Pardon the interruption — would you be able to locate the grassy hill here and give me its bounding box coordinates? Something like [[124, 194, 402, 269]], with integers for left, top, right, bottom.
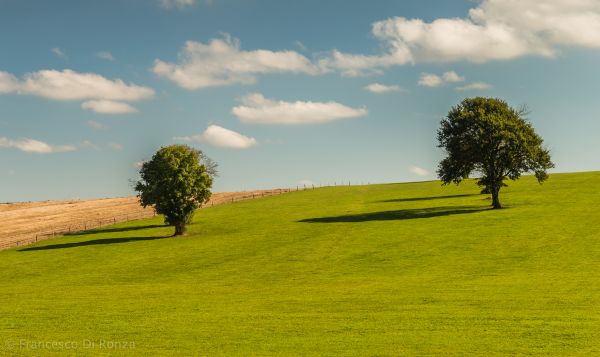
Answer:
[[1, 172, 599, 355]]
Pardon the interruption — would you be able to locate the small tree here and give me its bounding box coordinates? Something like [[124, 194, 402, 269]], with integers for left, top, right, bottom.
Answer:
[[135, 145, 215, 235], [437, 97, 554, 209]]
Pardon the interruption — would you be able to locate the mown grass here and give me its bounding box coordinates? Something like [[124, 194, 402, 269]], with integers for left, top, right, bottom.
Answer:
[[0, 172, 599, 355]]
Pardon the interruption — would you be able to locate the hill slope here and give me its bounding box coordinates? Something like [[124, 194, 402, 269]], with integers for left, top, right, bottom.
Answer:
[[1, 172, 599, 355]]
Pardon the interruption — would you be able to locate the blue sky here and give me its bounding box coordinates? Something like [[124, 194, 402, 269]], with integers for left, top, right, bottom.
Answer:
[[1, 0, 600, 201]]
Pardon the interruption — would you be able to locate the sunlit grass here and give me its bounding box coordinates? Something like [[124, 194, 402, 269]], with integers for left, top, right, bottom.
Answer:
[[0, 172, 599, 355]]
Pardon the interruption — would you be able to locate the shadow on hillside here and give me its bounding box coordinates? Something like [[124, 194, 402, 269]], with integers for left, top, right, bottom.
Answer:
[[67, 224, 167, 236], [377, 194, 479, 203], [299, 205, 487, 223], [19, 235, 171, 252]]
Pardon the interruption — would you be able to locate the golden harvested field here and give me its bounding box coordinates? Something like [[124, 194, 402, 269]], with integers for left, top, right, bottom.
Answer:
[[0, 188, 292, 250]]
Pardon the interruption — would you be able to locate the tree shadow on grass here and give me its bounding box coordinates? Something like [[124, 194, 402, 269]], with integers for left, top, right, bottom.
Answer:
[[299, 205, 488, 223], [19, 235, 172, 252], [377, 194, 480, 203], [67, 224, 167, 236]]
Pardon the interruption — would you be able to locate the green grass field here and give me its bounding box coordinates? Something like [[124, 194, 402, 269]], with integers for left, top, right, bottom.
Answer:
[[1, 172, 599, 355]]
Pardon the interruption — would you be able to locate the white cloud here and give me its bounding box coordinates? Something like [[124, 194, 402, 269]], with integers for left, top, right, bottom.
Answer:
[[364, 83, 402, 93], [96, 51, 115, 61], [409, 166, 429, 176], [320, 0, 600, 74], [0, 137, 76, 154], [232, 93, 367, 125], [418, 73, 444, 87], [87, 120, 107, 130], [0, 72, 18, 93], [152, 34, 320, 89], [318, 51, 403, 77], [175, 124, 257, 149], [418, 71, 465, 87], [52, 47, 67, 59], [81, 100, 138, 114], [442, 71, 464, 82], [133, 161, 145, 169], [0, 69, 154, 101], [456, 81, 492, 91], [160, 0, 195, 9]]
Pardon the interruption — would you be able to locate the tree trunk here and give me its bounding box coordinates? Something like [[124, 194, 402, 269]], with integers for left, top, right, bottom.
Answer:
[[174, 222, 186, 236], [491, 187, 502, 209]]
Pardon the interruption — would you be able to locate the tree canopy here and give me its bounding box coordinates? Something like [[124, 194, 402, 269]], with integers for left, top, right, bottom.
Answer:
[[437, 97, 554, 209], [135, 145, 215, 235]]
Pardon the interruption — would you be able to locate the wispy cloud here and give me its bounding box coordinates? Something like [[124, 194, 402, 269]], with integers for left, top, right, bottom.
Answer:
[[51, 47, 67, 59], [175, 124, 257, 149], [456, 81, 492, 91], [87, 120, 107, 130], [409, 166, 429, 176], [108, 142, 124, 150], [96, 51, 115, 61], [364, 83, 402, 93], [0, 137, 77, 154], [159, 0, 195, 9], [81, 100, 138, 114], [232, 93, 367, 125]]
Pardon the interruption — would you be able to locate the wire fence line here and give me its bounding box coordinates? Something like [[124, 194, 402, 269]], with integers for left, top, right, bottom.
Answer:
[[0, 209, 156, 251], [0, 184, 341, 251]]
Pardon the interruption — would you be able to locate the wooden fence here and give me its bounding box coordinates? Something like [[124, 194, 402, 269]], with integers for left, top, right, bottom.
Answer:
[[0, 185, 330, 251]]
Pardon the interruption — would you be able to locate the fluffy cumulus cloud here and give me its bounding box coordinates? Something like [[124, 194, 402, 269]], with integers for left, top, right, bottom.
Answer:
[[232, 93, 367, 125], [364, 83, 402, 93], [409, 166, 429, 176], [0, 137, 76, 154], [152, 35, 320, 89], [0, 71, 18, 93], [456, 81, 492, 91], [418, 73, 444, 88], [0, 69, 153, 114], [418, 71, 464, 87], [81, 100, 138, 114], [175, 124, 257, 149], [321, 0, 600, 74], [0, 69, 154, 101]]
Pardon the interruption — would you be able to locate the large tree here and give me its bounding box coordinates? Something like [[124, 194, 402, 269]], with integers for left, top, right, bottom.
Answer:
[[135, 145, 215, 236], [437, 97, 554, 209]]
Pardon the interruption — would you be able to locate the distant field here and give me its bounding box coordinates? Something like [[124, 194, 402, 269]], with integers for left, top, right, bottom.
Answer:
[[0, 172, 599, 355], [0, 189, 292, 250]]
